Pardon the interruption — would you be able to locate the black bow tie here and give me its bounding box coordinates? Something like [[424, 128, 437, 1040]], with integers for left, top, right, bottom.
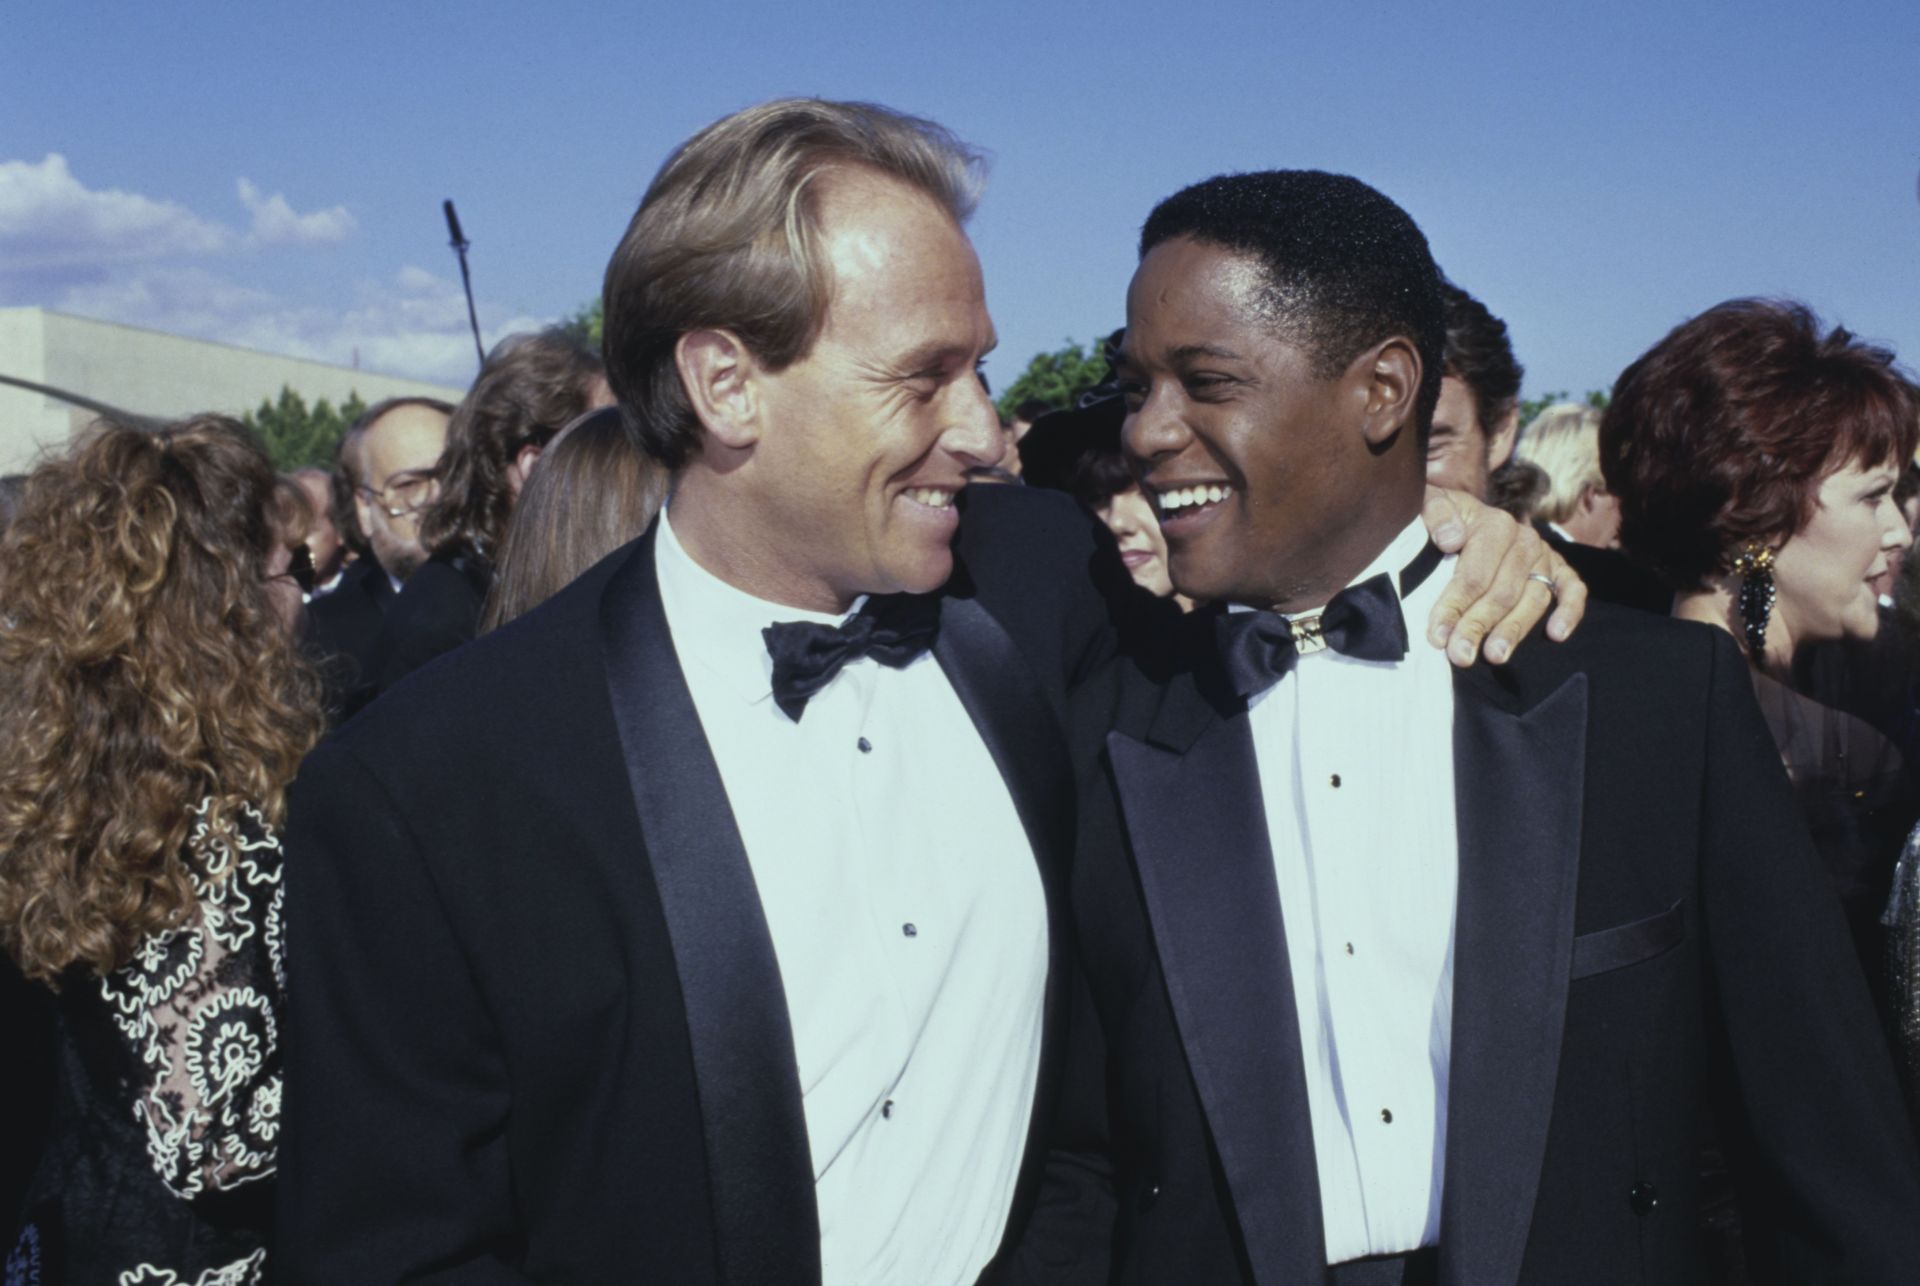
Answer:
[[763, 593, 940, 722], [1215, 543, 1443, 701]]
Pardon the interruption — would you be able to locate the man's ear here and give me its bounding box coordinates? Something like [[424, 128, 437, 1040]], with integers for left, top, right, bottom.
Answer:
[[1358, 337, 1421, 448], [1485, 404, 1522, 470], [675, 329, 760, 452], [507, 442, 543, 498]]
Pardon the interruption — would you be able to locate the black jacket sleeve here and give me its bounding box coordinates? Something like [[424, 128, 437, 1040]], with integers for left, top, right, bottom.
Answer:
[[277, 741, 534, 1283]]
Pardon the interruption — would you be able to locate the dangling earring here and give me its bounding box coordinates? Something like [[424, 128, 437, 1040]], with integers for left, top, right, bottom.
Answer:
[[1730, 542, 1776, 659]]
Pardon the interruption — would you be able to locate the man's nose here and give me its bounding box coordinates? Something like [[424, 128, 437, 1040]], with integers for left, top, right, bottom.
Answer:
[[1123, 386, 1186, 466], [946, 375, 1005, 467]]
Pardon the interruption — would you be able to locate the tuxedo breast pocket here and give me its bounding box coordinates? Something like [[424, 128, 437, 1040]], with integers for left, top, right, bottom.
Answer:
[[1570, 898, 1687, 981]]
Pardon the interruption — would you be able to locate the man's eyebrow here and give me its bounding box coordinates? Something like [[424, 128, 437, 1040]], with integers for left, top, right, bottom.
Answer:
[[892, 340, 991, 374], [1169, 342, 1246, 364]]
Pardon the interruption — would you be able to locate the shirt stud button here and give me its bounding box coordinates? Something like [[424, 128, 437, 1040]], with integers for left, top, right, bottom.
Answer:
[[1330, 773, 1342, 788], [902, 923, 917, 938], [1380, 1108, 1393, 1124], [1344, 942, 1354, 955], [857, 736, 873, 753], [882, 1099, 894, 1119]]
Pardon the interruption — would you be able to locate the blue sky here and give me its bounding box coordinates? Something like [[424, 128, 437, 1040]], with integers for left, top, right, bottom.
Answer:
[[4, 0, 1917, 402]]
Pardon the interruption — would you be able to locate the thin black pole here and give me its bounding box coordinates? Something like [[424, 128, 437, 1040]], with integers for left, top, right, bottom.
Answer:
[[443, 199, 485, 368]]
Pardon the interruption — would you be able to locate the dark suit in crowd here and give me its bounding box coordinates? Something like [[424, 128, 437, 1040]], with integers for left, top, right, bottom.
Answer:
[[303, 556, 395, 710], [1029, 602, 1920, 1285], [359, 547, 492, 700], [278, 485, 1123, 1282]]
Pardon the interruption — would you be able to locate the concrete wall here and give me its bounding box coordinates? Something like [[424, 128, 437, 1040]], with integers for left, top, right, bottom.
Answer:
[[0, 308, 467, 474]]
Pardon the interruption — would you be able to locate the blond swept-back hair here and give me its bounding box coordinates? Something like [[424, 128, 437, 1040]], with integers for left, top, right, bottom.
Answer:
[[1517, 402, 1606, 526], [0, 416, 324, 984], [602, 98, 986, 470]]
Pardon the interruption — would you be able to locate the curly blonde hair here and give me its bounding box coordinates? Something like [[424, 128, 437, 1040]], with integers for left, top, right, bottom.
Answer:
[[0, 416, 324, 984]]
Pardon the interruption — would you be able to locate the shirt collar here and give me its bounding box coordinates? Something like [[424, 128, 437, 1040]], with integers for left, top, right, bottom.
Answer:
[[1304, 517, 1433, 616], [1227, 517, 1438, 620], [656, 502, 863, 707]]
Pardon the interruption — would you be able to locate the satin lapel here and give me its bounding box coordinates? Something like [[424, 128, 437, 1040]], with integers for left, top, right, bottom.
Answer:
[[1109, 674, 1326, 1286], [600, 528, 820, 1286], [1438, 668, 1588, 1286], [932, 591, 1074, 1246]]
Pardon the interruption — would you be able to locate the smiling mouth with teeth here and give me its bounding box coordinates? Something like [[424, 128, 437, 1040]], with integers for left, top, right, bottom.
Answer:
[[1154, 484, 1233, 516], [903, 486, 957, 509]]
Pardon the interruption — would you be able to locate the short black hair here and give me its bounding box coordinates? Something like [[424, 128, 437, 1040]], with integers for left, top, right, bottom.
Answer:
[[1139, 170, 1446, 434], [1013, 397, 1058, 423], [1440, 280, 1524, 439]]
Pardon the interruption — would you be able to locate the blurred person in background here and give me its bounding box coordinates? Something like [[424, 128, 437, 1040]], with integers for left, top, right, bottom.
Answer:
[[340, 396, 452, 588], [362, 329, 609, 696], [306, 397, 451, 710], [289, 465, 345, 592], [1522, 401, 1670, 612], [1604, 299, 1920, 1278], [1427, 280, 1524, 503], [0, 416, 323, 1284], [1020, 392, 1193, 611], [478, 406, 666, 632], [1604, 298, 1919, 1011], [267, 473, 320, 633], [1520, 402, 1617, 547]]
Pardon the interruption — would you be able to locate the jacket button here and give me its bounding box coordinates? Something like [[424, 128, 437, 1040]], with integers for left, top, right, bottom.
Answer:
[[1139, 1181, 1161, 1211], [1629, 1181, 1659, 1215]]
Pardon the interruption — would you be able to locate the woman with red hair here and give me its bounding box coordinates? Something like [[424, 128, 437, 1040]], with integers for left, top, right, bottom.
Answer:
[[1602, 297, 1920, 1089]]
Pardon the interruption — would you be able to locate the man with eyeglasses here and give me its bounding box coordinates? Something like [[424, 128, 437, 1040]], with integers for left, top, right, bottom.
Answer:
[[307, 396, 451, 707]]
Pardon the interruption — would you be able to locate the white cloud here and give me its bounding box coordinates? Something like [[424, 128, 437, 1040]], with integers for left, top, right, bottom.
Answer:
[[0, 157, 538, 386], [51, 263, 548, 387], [57, 265, 278, 336], [0, 154, 231, 270], [236, 177, 355, 247]]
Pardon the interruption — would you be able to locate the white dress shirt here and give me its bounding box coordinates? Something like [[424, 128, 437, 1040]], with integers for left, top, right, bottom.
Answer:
[[654, 508, 1048, 1286], [1243, 518, 1460, 1264]]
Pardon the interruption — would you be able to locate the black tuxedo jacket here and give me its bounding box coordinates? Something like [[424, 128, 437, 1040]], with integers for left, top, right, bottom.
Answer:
[[278, 485, 1125, 1283], [1025, 603, 1920, 1286]]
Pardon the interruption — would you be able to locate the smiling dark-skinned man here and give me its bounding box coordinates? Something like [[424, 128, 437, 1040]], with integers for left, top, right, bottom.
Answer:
[[1022, 171, 1920, 1286], [279, 106, 1577, 1284]]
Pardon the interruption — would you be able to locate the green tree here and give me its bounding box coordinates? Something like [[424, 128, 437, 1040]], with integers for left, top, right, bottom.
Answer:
[[242, 386, 368, 471], [994, 338, 1112, 420], [560, 297, 604, 348]]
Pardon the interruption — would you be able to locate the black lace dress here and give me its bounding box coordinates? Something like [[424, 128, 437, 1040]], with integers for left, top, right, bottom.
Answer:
[[5, 801, 286, 1286]]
